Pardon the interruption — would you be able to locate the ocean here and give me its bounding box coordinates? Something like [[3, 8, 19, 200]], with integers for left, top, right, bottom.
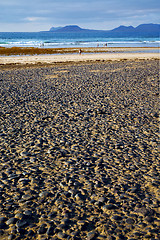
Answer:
[[0, 31, 159, 48]]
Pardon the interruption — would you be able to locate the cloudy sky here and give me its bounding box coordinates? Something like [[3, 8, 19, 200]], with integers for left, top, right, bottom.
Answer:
[[0, 0, 159, 32]]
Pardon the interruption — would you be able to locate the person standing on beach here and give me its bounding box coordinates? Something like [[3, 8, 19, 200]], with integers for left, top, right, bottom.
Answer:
[[79, 49, 82, 55], [40, 42, 44, 47]]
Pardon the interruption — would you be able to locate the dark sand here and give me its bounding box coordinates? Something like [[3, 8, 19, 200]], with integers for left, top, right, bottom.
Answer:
[[0, 59, 159, 240]]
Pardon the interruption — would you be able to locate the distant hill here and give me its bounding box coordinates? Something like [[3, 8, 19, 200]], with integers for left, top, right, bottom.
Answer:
[[49, 25, 87, 32], [56, 25, 84, 32], [49, 26, 62, 31], [111, 25, 135, 32], [111, 24, 160, 33], [49, 23, 160, 36], [134, 24, 160, 33]]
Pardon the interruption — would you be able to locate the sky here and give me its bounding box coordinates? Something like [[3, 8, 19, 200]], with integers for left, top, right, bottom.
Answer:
[[0, 0, 159, 32]]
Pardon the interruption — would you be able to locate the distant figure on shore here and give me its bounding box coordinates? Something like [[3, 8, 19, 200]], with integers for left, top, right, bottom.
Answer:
[[97, 44, 99, 47], [40, 42, 44, 47], [79, 49, 82, 55]]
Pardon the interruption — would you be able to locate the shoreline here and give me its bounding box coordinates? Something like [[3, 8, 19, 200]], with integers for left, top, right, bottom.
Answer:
[[0, 47, 159, 66], [0, 46, 159, 55]]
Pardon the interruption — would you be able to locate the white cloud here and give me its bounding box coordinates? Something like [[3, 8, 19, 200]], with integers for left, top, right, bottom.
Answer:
[[24, 17, 40, 22], [24, 17, 45, 22]]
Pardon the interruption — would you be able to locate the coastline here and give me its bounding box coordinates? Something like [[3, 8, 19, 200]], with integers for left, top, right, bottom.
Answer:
[[0, 47, 159, 65]]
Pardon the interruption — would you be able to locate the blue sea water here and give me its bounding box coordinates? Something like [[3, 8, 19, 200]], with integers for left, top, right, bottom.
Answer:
[[0, 31, 159, 48]]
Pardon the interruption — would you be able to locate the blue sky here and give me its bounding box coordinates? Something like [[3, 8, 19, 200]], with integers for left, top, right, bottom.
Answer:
[[0, 0, 159, 32]]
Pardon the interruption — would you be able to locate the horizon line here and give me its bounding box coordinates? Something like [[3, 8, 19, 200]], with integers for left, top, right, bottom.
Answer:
[[0, 22, 159, 33]]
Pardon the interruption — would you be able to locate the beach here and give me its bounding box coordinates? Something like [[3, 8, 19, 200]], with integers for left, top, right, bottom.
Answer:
[[0, 50, 159, 240], [0, 47, 159, 65]]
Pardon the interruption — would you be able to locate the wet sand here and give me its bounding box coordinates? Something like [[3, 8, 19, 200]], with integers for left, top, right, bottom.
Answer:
[[0, 58, 159, 240], [0, 47, 159, 65], [0, 46, 159, 56]]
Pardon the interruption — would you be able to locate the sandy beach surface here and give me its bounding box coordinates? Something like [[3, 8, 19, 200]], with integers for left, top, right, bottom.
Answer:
[[0, 55, 159, 240], [0, 47, 159, 65]]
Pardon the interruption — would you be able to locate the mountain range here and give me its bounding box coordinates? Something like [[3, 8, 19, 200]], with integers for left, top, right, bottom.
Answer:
[[49, 24, 160, 37]]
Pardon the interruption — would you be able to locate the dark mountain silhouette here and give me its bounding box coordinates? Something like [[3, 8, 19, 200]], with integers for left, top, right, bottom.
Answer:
[[134, 24, 160, 33], [55, 25, 84, 32], [49, 23, 160, 36], [111, 25, 135, 32], [110, 24, 160, 33], [49, 26, 62, 31], [49, 25, 85, 32]]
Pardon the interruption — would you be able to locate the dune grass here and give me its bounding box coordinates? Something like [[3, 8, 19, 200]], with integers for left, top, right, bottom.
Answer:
[[0, 47, 81, 56], [0, 46, 112, 56]]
